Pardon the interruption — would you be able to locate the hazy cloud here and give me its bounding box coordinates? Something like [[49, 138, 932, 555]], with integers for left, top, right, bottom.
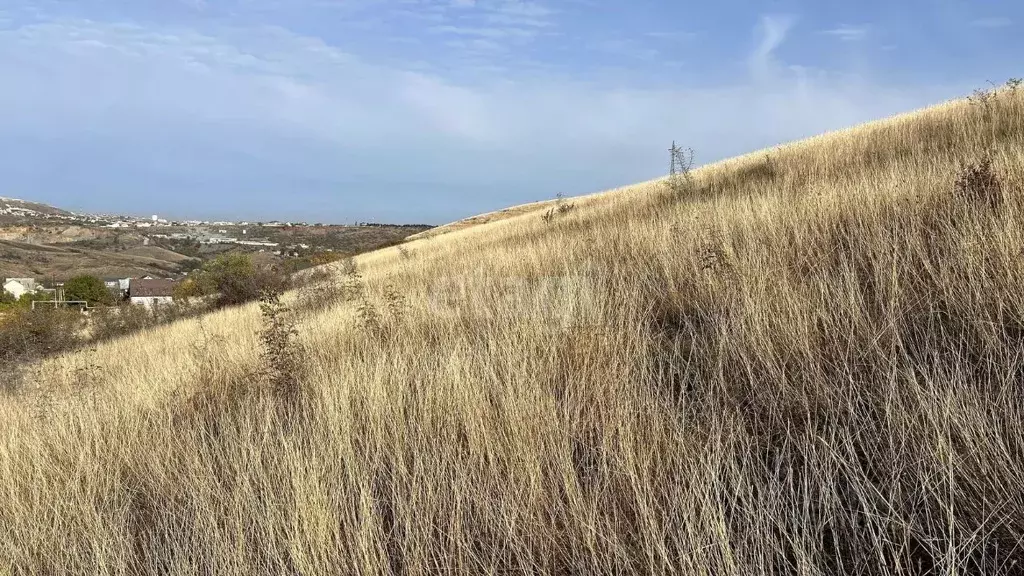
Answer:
[[970, 16, 1012, 28], [0, 6, 979, 222], [747, 14, 798, 84], [820, 25, 869, 41]]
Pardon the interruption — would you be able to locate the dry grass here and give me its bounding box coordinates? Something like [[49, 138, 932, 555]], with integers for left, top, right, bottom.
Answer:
[[402, 186, 622, 242], [403, 199, 561, 241], [3, 87, 1024, 575]]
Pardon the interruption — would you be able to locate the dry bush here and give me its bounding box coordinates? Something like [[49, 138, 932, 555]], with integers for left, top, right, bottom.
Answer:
[[293, 258, 359, 315], [541, 191, 576, 223], [89, 300, 205, 343], [257, 290, 302, 412], [0, 307, 84, 392], [953, 154, 1003, 209], [2, 88, 1024, 575]]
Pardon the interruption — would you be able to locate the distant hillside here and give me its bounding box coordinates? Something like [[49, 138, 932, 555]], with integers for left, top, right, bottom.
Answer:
[[0, 197, 76, 218], [404, 199, 563, 241], [0, 238, 188, 280], [0, 197, 432, 280], [404, 184, 655, 242]]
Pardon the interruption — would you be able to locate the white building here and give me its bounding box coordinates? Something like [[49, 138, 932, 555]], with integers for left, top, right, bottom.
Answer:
[[103, 278, 132, 299], [3, 278, 37, 300], [128, 279, 177, 308]]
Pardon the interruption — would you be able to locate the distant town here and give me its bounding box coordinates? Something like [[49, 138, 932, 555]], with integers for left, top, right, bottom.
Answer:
[[1, 200, 406, 255]]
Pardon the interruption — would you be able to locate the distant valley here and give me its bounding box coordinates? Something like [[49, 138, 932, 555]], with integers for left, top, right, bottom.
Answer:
[[0, 197, 431, 280]]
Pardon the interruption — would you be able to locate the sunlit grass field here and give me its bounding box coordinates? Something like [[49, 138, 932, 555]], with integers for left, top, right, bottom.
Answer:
[[3, 87, 1024, 575]]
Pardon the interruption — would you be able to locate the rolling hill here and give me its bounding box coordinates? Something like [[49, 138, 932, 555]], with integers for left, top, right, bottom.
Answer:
[[0, 196, 77, 218], [0, 201, 198, 279], [0, 198, 431, 280], [4, 87, 1024, 574], [0, 238, 191, 280]]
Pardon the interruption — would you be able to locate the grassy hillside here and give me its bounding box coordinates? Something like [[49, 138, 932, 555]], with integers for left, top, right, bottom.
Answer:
[[0, 238, 189, 279], [3, 87, 1024, 575], [0, 196, 76, 218], [0, 221, 432, 280]]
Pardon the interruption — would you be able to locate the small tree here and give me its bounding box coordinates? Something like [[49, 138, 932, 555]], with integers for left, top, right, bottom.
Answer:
[[186, 253, 291, 308], [0, 290, 18, 312], [63, 275, 114, 306], [179, 258, 203, 274], [173, 277, 203, 301], [16, 292, 53, 309]]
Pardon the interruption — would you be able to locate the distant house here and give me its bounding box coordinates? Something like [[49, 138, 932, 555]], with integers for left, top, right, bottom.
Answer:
[[2, 278, 37, 299], [129, 279, 177, 308], [103, 277, 131, 300]]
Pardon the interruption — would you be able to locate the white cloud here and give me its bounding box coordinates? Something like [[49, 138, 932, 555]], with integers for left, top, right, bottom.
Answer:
[[483, 0, 553, 27], [417, 0, 556, 64], [970, 16, 1011, 28], [644, 31, 699, 41], [749, 14, 795, 79], [0, 12, 975, 222], [430, 24, 536, 40], [593, 38, 659, 61], [178, 0, 209, 11], [820, 25, 868, 41]]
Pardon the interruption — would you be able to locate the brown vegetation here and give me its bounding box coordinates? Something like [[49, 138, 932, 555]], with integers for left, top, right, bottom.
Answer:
[[2, 87, 1024, 574], [0, 237, 188, 280]]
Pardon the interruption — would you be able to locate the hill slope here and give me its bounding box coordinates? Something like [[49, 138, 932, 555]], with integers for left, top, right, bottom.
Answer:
[[5, 88, 1024, 574], [0, 196, 76, 218], [0, 238, 191, 279]]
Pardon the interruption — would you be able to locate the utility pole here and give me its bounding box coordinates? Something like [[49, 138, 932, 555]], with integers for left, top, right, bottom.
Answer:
[[669, 141, 679, 179], [668, 141, 695, 195]]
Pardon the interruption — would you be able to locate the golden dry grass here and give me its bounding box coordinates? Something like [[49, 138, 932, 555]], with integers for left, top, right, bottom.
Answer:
[[3, 87, 1024, 575]]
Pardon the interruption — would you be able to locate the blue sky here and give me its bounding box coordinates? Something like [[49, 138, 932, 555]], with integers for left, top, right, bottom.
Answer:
[[0, 0, 1019, 224]]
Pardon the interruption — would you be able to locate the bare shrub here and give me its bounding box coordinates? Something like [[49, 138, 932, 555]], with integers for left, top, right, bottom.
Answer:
[[382, 283, 405, 319], [355, 292, 383, 337], [294, 258, 361, 315], [294, 269, 342, 315], [542, 191, 576, 223], [0, 307, 84, 393], [339, 256, 358, 276], [0, 307, 82, 362], [182, 252, 292, 309], [219, 264, 291, 308], [90, 300, 204, 343], [953, 155, 1003, 210], [257, 291, 301, 411]]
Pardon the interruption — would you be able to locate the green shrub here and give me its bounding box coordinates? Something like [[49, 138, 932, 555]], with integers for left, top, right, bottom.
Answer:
[[180, 253, 291, 308], [64, 275, 115, 306]]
